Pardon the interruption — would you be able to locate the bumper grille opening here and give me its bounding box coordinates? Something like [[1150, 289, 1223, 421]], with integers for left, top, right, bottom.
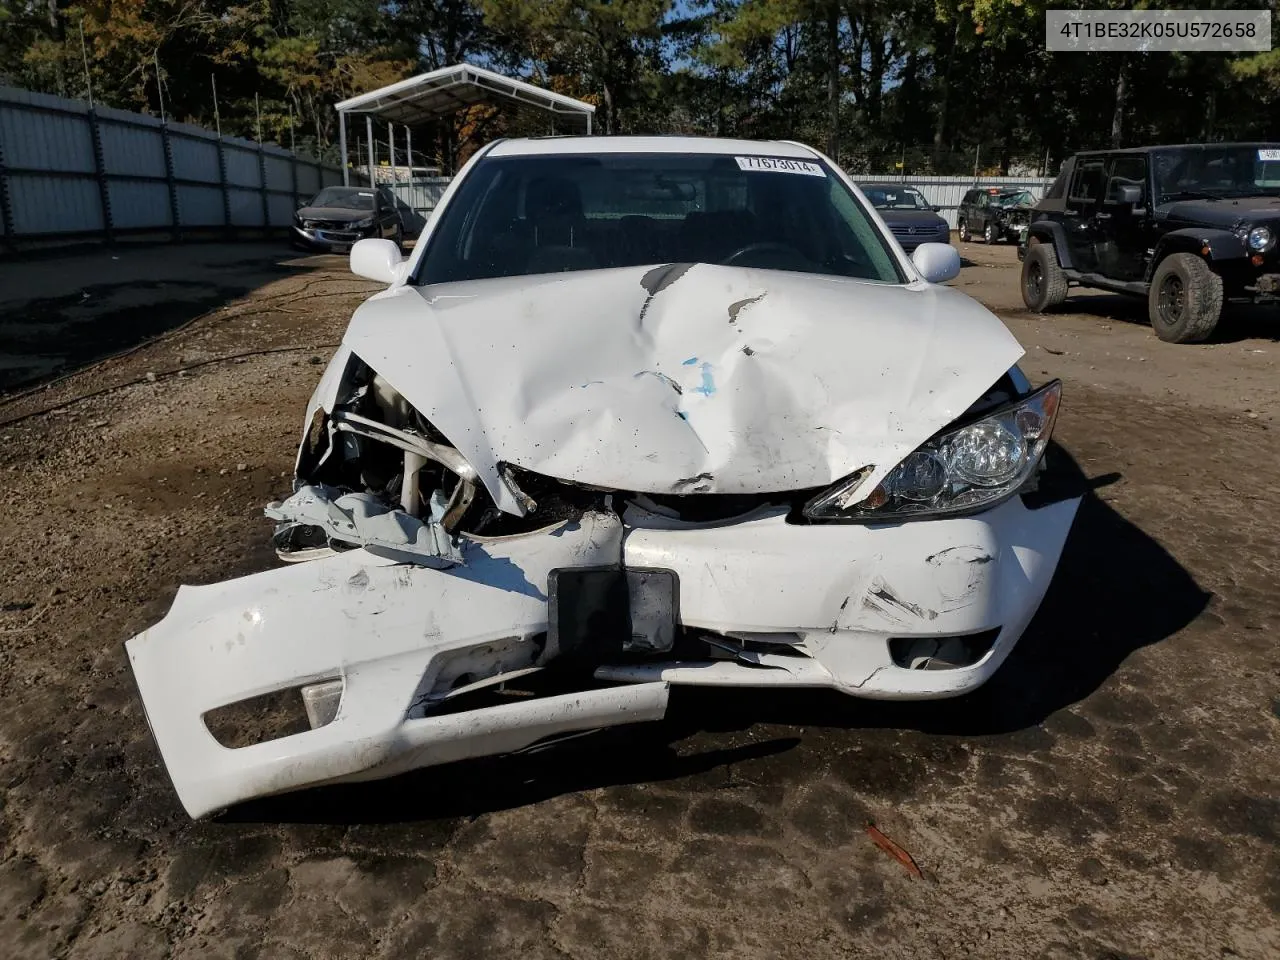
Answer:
[[204, 678, 343, 749], [888, 629, 1000, 671]]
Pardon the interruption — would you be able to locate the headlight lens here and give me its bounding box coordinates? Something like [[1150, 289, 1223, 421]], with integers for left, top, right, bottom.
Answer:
[[352, 216, 375, 229], [1247, 226, 1274, 252], [803, 379, 1062, 522]]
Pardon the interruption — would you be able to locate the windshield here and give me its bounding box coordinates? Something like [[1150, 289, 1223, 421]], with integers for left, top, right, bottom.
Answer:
[[994, 191, 1033, 207], [1153, 144, 1280, 200], [308, 188, 375, 210], [414, 152, 904, 285], [864, 186, 931, 210]]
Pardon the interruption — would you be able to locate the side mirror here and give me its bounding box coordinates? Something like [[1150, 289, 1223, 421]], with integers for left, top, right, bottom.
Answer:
[[350, 238, 402, 284], [911, 242, 961, 284], [1113, 183, 1142, 205], [931, 205, 941, 212]]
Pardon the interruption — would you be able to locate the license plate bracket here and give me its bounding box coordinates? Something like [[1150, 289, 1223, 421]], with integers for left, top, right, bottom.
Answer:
[[548, 567, 679, 659]]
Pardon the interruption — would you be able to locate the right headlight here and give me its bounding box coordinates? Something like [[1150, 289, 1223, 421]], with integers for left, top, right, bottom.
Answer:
[[803, 380, 1062, 522]]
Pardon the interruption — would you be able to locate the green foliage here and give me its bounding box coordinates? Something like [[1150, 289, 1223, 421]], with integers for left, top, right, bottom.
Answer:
[[2, 0, 1277, 174]]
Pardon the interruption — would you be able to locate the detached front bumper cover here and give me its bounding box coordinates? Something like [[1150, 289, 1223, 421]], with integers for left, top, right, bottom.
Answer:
[[127, 494, 1078, 819]]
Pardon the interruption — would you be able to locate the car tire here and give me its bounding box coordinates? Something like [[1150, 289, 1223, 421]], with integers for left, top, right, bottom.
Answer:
[[958, 219, 970, 242], [1021, 241, 1068, 312], [984, 221, 998, 244], [1148, 253, 1223, 343]]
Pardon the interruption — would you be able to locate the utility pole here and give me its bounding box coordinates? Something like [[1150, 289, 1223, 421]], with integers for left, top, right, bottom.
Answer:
[[78, 20, 94, 108], [211, 75, 221, 136], [154, 51, 165, 122]]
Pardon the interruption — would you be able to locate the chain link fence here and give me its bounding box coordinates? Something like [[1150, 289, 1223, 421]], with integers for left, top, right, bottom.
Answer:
[[840, 145, 1057, 179]]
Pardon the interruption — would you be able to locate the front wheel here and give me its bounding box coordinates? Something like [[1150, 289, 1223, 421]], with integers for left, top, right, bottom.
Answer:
[[983, 221, 998, 244], [958, 219, 970, 242], [1021, 241, 1068, 311], [1148, 253, 1222, 343]]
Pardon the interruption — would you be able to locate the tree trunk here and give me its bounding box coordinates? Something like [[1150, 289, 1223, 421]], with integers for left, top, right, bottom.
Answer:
[[601, 82, 615, 135], [826, 5, 839, 159], [1111, 57, 1128, 148], [933, 20, 960, 164], [47, 0, 67, 98]]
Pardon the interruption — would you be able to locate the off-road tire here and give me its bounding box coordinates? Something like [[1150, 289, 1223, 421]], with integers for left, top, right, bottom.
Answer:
[[1021, 241, 1068, 312], [958, 219, 970, 242], [983, 221, 998, 244], [1148, 253, 1223, 343]]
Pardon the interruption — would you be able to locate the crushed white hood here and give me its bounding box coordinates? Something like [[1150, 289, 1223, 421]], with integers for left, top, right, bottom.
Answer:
[[340, 263, 1024, 506]]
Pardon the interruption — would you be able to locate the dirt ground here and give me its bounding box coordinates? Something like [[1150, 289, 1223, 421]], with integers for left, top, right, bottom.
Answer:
[[0, 239, 1276, 960]]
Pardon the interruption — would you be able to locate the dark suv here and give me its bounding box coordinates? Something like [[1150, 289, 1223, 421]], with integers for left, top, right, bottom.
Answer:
[[958, 186, 1035, 244], [1019, 143, 1280, 342]]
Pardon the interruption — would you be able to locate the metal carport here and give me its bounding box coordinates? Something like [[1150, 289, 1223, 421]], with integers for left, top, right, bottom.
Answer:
[[333, 63, 596, 187]]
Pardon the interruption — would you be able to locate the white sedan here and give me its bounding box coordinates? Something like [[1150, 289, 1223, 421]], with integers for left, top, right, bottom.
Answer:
[[127, 136, 1079, 818]]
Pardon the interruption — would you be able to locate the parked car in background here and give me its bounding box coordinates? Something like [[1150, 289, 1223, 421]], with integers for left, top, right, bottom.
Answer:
[[292, 185, 404, 253], [1018, 142, 1280, 343], [958, 187, 1036, 244], [861, 182, 951, 250]]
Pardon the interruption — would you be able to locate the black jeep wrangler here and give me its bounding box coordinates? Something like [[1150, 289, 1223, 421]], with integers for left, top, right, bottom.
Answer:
[[1018, 143, 1280, 342]]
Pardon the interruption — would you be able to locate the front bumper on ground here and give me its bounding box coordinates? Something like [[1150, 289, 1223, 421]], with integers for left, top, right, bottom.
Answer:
[[127, 494, 1078, 818]]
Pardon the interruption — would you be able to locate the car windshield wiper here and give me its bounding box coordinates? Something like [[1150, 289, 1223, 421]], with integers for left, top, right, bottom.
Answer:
[[1163, 190, 1222, 201]]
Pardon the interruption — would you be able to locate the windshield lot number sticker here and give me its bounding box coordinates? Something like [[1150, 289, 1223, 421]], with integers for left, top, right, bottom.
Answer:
[[1258, 149, 1280, 161], [735, 156, 825, 177]]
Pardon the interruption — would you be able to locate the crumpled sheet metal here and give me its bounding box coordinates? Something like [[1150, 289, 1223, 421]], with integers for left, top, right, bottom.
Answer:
[[266, 484, 464, 565], [325, 262, 1023, 512]]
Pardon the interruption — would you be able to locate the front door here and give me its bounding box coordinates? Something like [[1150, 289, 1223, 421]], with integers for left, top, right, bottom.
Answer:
[[1063, 156, 1107, 272], [1096, 154, 1155, 281]]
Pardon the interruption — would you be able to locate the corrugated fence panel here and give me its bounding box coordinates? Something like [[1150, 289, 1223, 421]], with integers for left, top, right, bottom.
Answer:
[[321, 167, 343, 187], [264, 154, 292, 192], [227, 187, 264, 226], [169, 134, 221, 184], [296, 164, 321, 196], [108, 180, 171, 229], [98, 121, 166, 179], [9, 174, 103, 233], [268, 193, 295, 226], [0, 104, 94, 173], [386, 179, 452, 215], [176, 184, 225, 226], [223, 146, 260, 188]]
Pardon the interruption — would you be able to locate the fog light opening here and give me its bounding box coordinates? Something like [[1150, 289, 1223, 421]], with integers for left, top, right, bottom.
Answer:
[[204, 677, 343, 749], [888, 629, 1001, 671]]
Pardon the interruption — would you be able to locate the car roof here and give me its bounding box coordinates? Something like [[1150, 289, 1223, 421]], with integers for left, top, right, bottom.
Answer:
[[859, 182, 920, 190], [1074, 141, 1280, 156], [487, 136, 824, 160]]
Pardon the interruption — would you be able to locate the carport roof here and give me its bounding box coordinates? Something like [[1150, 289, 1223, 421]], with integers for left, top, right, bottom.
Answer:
[[333, 63, 595, 133]]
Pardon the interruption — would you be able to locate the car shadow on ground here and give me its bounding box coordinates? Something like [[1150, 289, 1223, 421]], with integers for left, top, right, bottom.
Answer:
[[1054, 293, 1280, 343], [0, 244, 321, 394], [223, 446, 1210, 826]]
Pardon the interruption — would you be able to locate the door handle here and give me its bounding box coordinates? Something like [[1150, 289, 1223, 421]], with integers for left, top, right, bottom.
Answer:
[[1095, 212, 1112, 220]]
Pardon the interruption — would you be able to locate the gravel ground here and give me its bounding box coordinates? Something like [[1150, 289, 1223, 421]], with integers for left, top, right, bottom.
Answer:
[[0, 240, 1276, 959]]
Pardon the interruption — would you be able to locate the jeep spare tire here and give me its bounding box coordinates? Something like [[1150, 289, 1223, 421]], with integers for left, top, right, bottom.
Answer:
[[1148, 253, 1223, 343], [1021, 241, 1068, 312]]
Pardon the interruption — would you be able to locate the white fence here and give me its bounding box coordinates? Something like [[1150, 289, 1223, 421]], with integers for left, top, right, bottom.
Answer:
[[848, 175, 1055, 229], [0, 85, 344, 247]]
